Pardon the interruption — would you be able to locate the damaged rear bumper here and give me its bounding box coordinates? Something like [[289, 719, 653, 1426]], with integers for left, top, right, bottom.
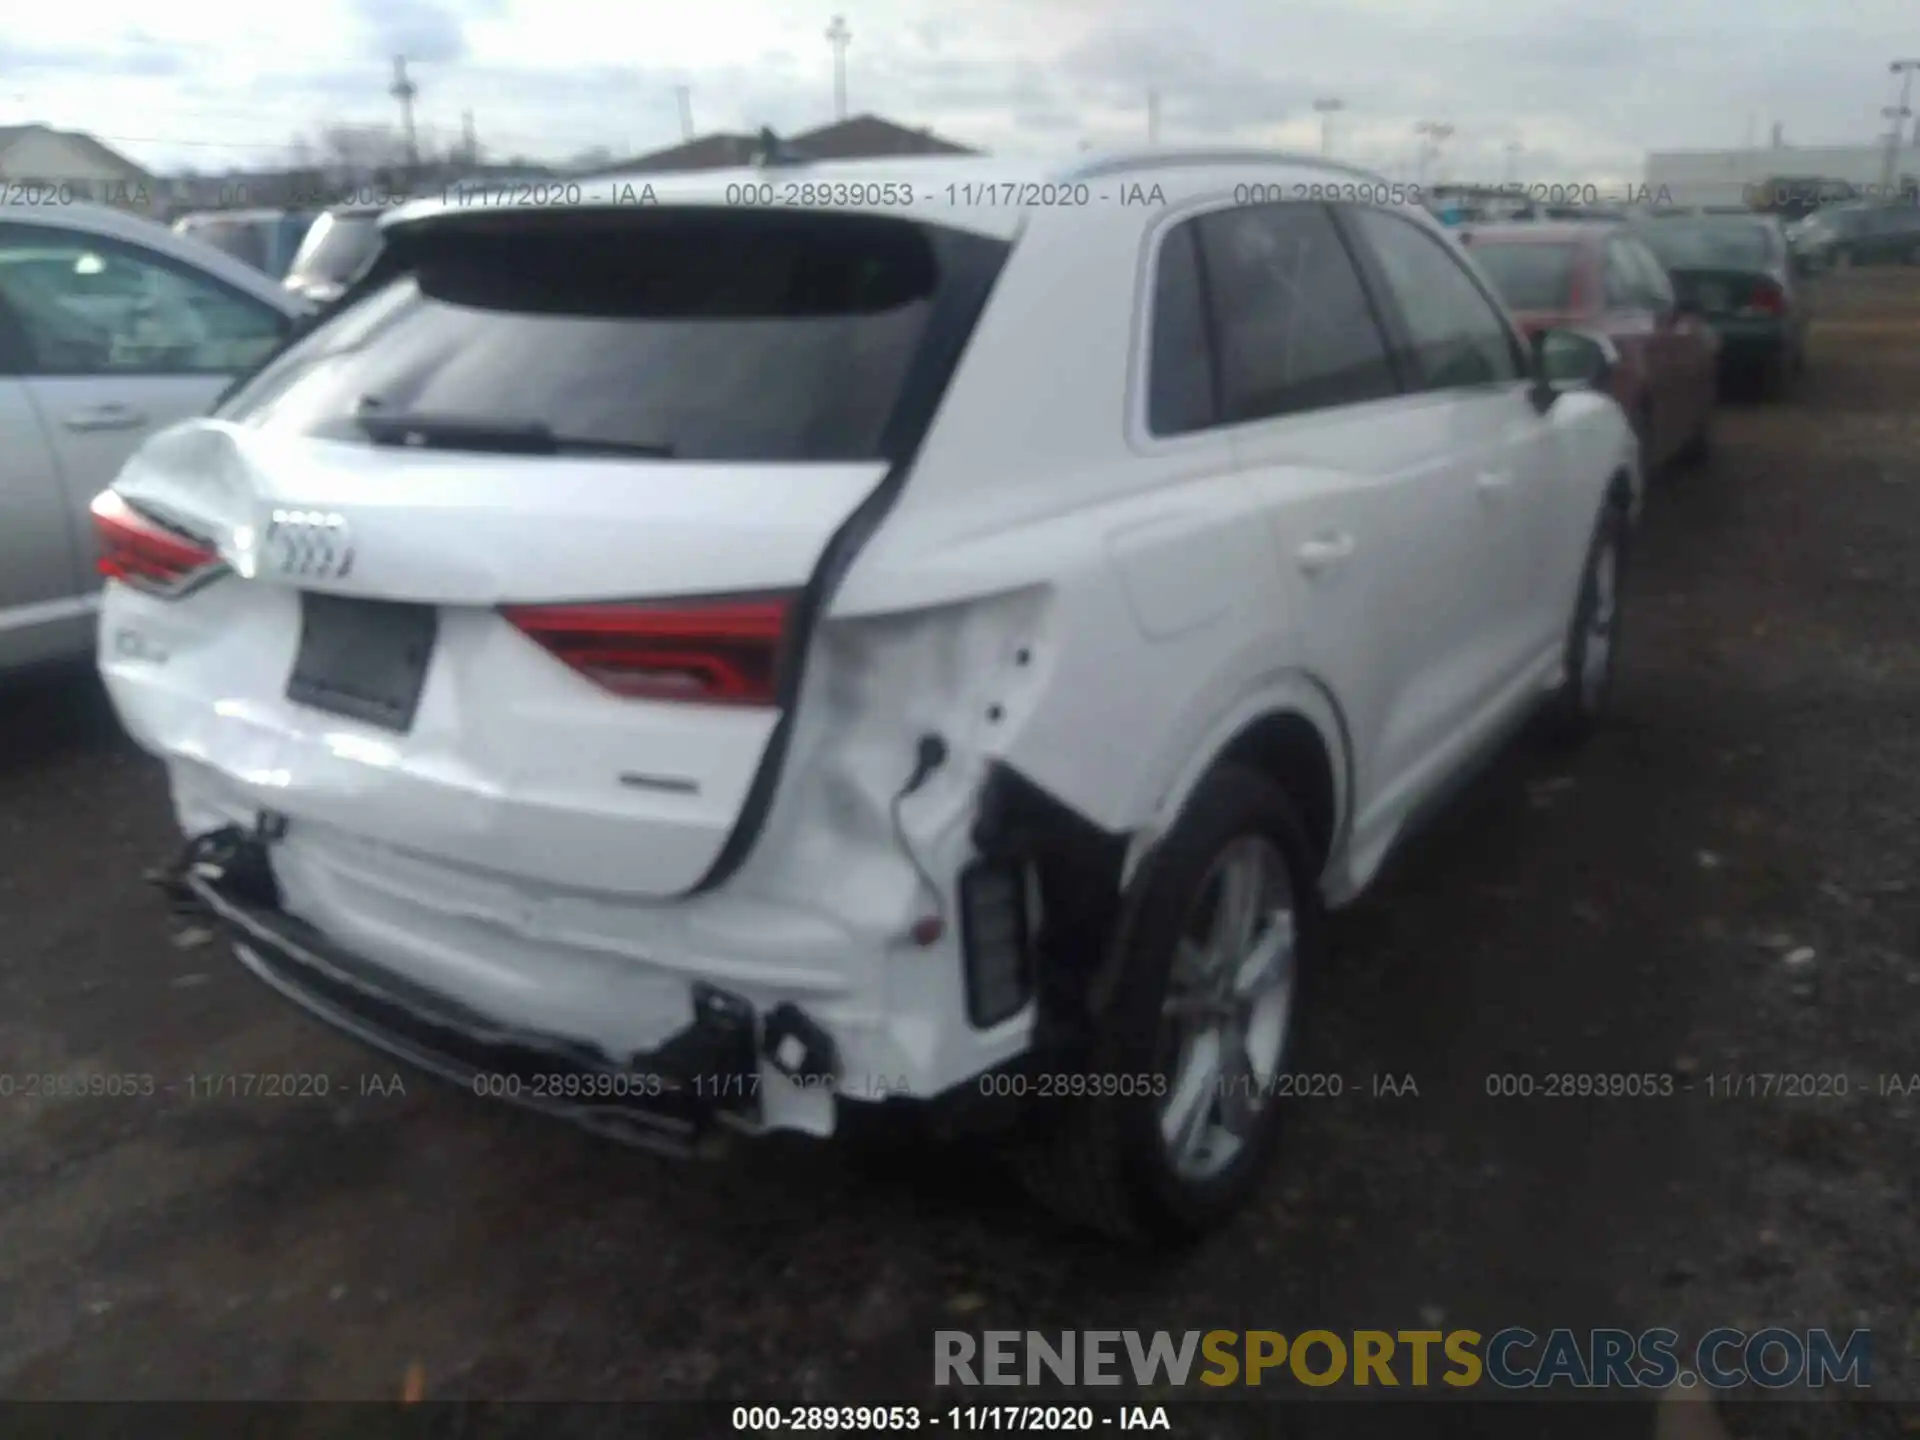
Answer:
[[163, 825, 843, 1158]]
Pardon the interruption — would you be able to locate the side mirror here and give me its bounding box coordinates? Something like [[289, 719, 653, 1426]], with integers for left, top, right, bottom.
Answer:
[[1531, 327, 1618, 409]]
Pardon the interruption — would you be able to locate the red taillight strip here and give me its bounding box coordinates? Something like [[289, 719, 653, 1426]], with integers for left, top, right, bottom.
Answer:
[[500, 595, 795, 707], [90, 490, 223, 597]]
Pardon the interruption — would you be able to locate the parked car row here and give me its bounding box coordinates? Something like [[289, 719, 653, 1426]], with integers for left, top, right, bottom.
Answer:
[[1459, 207, 1810, 429], [172, 202, 393, 305], [1786, 199, 1920, 271]]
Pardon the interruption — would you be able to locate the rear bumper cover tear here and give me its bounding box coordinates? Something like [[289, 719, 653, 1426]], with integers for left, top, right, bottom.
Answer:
[[166, 825, 834, 1157]]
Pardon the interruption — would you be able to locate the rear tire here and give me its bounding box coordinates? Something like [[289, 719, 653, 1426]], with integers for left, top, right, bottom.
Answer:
[[1007, 765, 1324, 1243], [1547, 495, 1628, 746]]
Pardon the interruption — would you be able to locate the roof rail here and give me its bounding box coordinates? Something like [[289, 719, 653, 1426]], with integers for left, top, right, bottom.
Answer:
[[1058, 146, 1385, 187]]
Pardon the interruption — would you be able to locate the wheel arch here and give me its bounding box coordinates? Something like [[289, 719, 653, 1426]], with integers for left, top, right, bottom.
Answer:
[[1120, 672, 1353, 895]]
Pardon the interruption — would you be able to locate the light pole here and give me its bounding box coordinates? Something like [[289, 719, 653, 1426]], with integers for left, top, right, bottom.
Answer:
[[1503, 140, 1522, 186], [389, 55, 419, 171], [1147, 89, 1160, 145], [1313, 98, 1344, 156], [1414, 120, 1453, 186], [1885, 60, 1920, 191], [825, 15, 852, 122]]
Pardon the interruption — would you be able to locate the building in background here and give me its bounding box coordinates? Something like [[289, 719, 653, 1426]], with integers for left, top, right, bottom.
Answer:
[[584, 113, 978, 177], [1647, 143, 1920, 208], [0, 124, 154, 203]]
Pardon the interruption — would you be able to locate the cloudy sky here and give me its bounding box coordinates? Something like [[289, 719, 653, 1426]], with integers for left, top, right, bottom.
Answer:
[[4, 0, 1918, 184]]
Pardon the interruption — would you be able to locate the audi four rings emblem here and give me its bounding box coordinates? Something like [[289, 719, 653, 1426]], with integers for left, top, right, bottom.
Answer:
[[264, 509, 355, 580]]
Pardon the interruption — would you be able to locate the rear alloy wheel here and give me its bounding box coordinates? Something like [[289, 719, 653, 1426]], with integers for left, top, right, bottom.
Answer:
[[1008, 765, 1322, 1243], [1548, 499, 1627, 744], [1154, 835, 1298, 1187]]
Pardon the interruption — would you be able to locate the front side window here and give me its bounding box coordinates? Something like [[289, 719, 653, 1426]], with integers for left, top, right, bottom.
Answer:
[[1344, 206, 1522, 390], [1462, 240, 1579, 313], [1603, 239, 1645, 310], [1622, 241, 1675, 310], [0, 225, 288, 376], [1185, 202, 1397, 426]]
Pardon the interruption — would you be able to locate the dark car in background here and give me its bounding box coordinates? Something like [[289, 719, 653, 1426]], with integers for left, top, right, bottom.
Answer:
[[1787, 201, 1920, 272], [172, 208, 316, 280], [1460, 221, 1718, 475], [281, 203, 390, 306], [1745, 175, 1857, 222], [1632, 212, 1809, 398]]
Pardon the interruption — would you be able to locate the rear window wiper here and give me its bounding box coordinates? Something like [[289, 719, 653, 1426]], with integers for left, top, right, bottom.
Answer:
[[354, 410, 674, 457]]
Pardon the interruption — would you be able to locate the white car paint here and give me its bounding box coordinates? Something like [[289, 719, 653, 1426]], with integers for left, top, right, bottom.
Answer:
[[98, 150, 1636, 1141], [0, 199, 308, 672]]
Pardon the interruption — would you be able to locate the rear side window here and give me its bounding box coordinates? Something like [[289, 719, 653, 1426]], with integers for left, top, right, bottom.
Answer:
[[1185, 202, 1397, 426], [221, 209, 1008, 462], [1146, 224, 1216, 435]]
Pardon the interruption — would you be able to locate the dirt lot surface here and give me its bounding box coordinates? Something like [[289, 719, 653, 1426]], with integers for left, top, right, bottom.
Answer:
[[2, 269, 1916, 1437]]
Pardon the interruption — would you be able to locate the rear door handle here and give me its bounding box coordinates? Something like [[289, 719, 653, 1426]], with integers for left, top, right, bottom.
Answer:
[[62, 403, 149, 433], [1295, 532, 1355, 574]]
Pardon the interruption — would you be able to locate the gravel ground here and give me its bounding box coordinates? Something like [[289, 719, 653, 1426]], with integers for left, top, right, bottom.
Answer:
[[1, 269, 1916, 1437]]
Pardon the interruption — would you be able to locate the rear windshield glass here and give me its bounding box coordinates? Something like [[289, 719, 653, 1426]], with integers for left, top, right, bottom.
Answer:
[[220, 209, 1000, 462], [285, 211, 386, 288], [1640, 220, 1778, 269], [1462, 241, 1578, 312]]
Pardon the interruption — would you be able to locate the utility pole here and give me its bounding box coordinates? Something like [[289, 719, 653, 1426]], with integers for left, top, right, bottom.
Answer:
[[1503, 140, 1522, 185], [460, 109, 477, 165], [1884, 60, 1920, 192], [1147, 90, 1160, 144], [676, 85, 694, 141], [390, 55, 420, 170], [825, 15, 851, 122], [1313, 98, 1344, 156]]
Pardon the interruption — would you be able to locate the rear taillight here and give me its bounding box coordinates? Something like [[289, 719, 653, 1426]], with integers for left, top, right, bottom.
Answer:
[[1743, 280, 1787, 315], [90, 490, 223, 598], [501, 595, 795, 707]]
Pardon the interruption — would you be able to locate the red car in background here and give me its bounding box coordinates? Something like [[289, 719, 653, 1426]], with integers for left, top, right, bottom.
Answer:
[[1459, 222, 1720, 475]]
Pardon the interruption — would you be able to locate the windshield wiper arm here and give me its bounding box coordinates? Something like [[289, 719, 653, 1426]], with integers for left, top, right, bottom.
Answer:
[[354, 411, 674, 457]]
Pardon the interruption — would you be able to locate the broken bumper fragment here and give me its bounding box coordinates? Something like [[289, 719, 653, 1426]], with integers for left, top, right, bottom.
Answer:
[[159, 825, 842, 1157]]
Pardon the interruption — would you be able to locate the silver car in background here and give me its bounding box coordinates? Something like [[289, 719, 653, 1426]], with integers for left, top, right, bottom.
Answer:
[[1, 201, 309, 675], [172, 207, 319, 280], [281, 203, 393, 306]]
